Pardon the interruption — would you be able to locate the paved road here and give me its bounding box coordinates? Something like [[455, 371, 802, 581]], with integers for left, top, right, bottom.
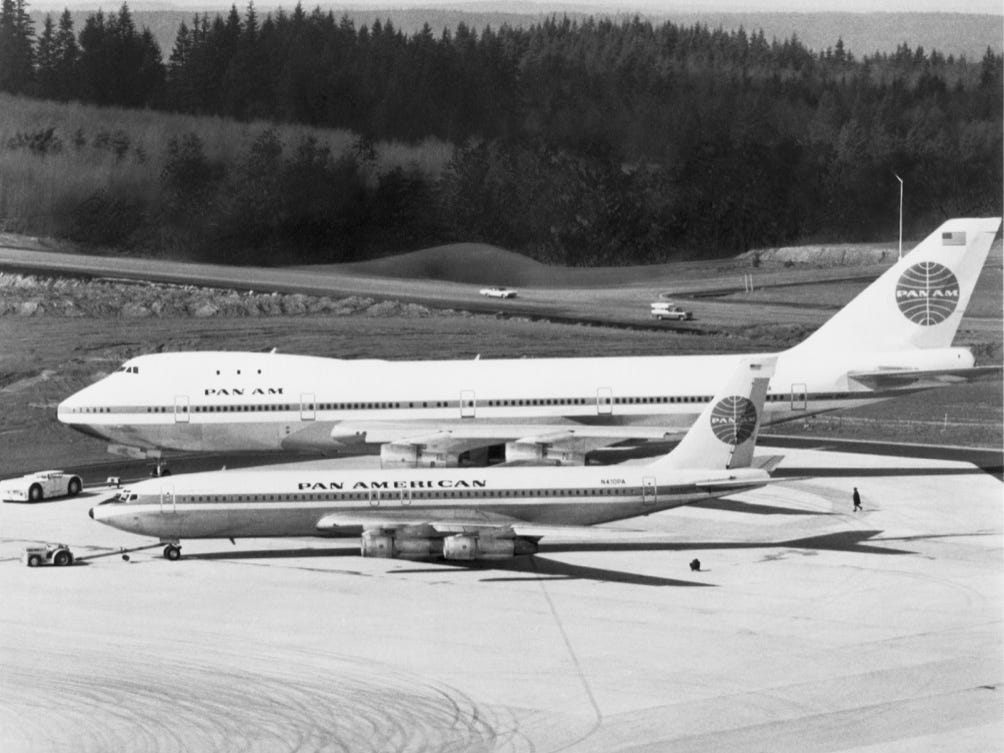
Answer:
[[0, 244, 878, 332]]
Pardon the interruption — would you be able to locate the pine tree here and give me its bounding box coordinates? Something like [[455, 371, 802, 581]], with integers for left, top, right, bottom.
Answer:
[[0, 0, 35, 93], [54, 9, 78, 100], [35, 13, 58, 97]]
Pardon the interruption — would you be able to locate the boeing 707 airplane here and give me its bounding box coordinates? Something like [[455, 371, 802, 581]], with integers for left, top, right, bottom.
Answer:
[[60, 217, 1001, 468], [90, 358, 777, 561]]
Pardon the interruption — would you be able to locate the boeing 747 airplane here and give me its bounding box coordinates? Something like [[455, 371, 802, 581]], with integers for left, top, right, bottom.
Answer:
[[60, 217, 1001, 467], [90, 358, 778, 561]]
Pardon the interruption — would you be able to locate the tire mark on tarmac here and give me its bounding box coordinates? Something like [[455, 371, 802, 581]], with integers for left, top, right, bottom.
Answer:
[[1, 630, 534, 753]]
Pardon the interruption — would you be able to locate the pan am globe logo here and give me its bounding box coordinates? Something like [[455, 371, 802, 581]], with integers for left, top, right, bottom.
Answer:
[[709, 396, 758, 445], [896, 262, 960, 326]]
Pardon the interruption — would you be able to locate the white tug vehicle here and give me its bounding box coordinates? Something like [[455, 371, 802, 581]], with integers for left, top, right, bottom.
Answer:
[[1, 470, 83, 502]]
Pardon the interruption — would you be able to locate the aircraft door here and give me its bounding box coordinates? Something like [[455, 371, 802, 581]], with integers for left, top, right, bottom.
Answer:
[[369, 489, 380, 507], [174, 395, 190, 423], [460, 390, 476, 418], [642, 476, 657, 505], [596, 387, 613, 415], [399, 487, 412, 506], [160, 484, 176, 514], [300, 392, 316, 421], [790, 383, 807, 411]]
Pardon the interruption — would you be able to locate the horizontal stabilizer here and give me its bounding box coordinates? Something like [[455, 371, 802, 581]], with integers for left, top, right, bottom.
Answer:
[[753, 454, 785, 472], [847, 364, 1002, 389], [694, 476, 801, 490]]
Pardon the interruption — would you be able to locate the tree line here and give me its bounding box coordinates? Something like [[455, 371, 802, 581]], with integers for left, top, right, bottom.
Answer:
[[2, 0, 1001, 263]]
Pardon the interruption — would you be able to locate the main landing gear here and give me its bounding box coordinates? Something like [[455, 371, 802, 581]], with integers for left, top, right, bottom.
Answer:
[[162, 542, 182, 561]]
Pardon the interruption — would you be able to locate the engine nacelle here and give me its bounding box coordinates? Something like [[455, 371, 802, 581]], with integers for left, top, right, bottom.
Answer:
[[361, 533, 442, 559], [360, 532, 394, 558], [505, 442, 584, 466], [443, 534, 478, 560], [442, 534, 539, 561], [380, 443, 459, 468], [393, 536, 440, 559]]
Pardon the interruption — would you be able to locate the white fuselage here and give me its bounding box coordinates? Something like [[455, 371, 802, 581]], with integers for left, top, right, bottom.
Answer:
[[90, 464, 770, 540], [58, 346, 972, 454]]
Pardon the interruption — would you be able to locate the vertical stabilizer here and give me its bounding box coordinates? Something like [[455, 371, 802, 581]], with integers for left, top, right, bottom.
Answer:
[[651, 356, 775, 471], [788, 217, 1000, 354]]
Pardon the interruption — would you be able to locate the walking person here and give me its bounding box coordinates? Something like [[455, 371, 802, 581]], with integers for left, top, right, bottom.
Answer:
[[853, 487, 862, 512]]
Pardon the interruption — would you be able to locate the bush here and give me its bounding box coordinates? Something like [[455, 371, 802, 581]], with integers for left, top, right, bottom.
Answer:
[[6, 128, 63, 155], [67, 189, 146, 246]]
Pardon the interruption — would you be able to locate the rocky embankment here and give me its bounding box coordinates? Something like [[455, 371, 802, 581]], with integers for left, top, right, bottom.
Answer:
[[0, 273, 448, 319], [738, 243, 900, 266]]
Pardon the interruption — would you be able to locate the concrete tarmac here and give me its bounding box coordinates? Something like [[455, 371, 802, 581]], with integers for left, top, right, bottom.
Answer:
[[1, 448, 1000, 752]]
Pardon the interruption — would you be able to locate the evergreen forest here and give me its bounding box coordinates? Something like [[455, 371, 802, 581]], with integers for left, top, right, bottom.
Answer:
[[1, 0, 1001, 265]]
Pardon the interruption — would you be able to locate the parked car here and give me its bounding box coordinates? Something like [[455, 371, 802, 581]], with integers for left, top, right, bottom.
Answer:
[[1, 470, 83, 502], [650, 302, 693, 321], [480, 287, 518, 299]]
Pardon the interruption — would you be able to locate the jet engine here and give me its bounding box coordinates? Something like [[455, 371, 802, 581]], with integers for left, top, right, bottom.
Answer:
[[442, 534, 538, 561], [504, 441, 584, 466], [361, 531, 537, 560], [380, 443, 457, 468], [360, 532, 442, 559]]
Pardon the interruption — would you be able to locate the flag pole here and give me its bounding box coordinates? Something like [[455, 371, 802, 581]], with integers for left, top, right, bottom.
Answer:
[[894, 173, 903, 261]]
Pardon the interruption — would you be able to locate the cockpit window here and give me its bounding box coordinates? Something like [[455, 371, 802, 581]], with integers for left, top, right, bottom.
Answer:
[[117, 366, 139, 374]]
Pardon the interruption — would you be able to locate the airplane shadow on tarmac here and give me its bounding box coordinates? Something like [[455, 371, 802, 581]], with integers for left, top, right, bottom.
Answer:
[[541, 529, 915, 557], [774, 466, 1000, 479], [693, 497, 833, 515], [395, 558, 711, 587], [172, 530, 914, 587]]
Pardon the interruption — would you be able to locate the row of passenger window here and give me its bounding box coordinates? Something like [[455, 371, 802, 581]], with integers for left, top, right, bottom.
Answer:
[[73, 392, 836, 415], [178, 487, 654, 503]]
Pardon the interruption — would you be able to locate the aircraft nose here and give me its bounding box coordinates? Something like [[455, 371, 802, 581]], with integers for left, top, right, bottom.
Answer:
[[88, 507, 94, 519]]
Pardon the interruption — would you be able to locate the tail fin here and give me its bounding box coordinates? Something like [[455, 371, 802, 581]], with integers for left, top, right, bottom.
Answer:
[[651, 356, 775, 471], [788, 217, 1000, 354]]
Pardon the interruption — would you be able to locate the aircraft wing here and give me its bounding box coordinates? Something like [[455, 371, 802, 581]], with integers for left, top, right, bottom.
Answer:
[[315, 511, 647, 538], [847, 365, 1002, 390], [330, 421, 680, 444], [323, 420, 683, 462]]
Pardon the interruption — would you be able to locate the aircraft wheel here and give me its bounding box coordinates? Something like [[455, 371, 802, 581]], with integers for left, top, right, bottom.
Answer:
[[163, 544, 181, 561]]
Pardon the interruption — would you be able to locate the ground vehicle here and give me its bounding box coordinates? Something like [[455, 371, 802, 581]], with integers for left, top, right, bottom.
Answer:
[[650, 302, 693, 320], [1, 470, 83, 502], [479, 286, 518, 299], [23, 543, 74, 567]]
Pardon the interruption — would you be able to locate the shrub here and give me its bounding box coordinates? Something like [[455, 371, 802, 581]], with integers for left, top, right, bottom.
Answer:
[[6, 128, 63, 155]]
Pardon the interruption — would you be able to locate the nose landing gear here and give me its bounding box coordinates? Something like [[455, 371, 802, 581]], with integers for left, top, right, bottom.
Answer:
[[162, 542, 182, 561]]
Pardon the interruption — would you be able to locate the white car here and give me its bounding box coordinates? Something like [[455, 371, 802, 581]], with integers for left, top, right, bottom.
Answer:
[[1, 470, 83, 502], [650, 303, 693, 321], [479, 287, 518, 299]]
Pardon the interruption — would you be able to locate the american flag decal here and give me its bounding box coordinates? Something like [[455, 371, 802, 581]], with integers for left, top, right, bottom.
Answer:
[[941, 231, 966, 246]]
